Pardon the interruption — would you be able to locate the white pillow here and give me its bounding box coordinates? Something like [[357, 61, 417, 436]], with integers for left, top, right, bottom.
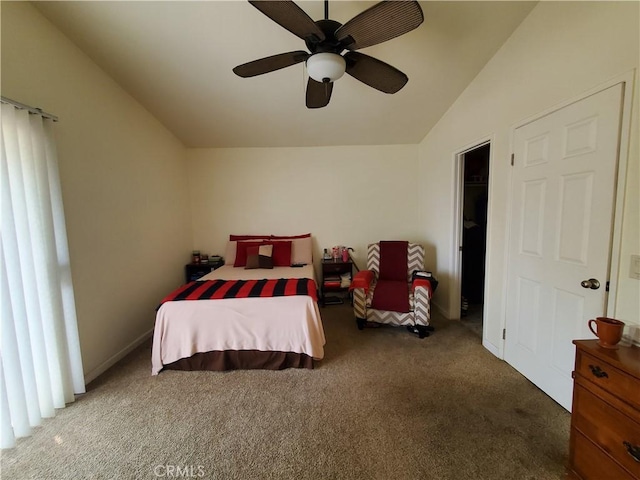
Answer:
[[224, 241, 237, 266], [290, 236, 313, 265]]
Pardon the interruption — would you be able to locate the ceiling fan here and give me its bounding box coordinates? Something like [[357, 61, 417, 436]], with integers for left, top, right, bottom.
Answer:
[[232, 0, 424, 109]]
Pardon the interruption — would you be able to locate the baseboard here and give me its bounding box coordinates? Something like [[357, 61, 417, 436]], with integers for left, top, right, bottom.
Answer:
[[431, 301, 451, 319], [482, 339, 500, 358], [84, 328, 154, 385]]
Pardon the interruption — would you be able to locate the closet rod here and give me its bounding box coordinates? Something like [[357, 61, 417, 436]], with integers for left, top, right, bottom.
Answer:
[[1, 96, 58, 122]]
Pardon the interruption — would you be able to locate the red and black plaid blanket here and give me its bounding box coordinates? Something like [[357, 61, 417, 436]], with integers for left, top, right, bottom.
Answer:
[[158, 278, 318, 309]]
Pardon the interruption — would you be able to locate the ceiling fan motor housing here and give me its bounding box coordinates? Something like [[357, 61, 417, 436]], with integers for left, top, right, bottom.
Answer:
[[304, 19, 344, 53]]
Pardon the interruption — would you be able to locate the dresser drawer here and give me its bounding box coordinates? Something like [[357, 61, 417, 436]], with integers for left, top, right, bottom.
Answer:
[[571, 429, 635, 480], [576, 351, 640, 410], [323, 263, 350, 275], [573, 383, 640, 477]]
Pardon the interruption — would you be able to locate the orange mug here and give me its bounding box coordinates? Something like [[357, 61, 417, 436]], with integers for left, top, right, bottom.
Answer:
[[588, 317, 625, 349]]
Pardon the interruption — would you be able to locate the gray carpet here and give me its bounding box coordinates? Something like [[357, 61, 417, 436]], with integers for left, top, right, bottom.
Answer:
[[1, 305, 570, 479]]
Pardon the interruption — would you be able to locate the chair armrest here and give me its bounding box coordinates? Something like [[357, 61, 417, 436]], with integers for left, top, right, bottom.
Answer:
[[412, 271, 438, 295], [412, 279, 433, 298], [349, 270, 375, 294]]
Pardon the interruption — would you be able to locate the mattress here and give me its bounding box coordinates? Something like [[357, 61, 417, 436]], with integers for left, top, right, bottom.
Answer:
[[151, 264, 325, 374]]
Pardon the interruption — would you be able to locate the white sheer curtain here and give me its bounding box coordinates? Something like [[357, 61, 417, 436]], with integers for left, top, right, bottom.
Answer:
[[1, 102, 85, 449]]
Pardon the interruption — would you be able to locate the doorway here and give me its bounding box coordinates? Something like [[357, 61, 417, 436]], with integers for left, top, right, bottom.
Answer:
[[457, 143, 490, 338]]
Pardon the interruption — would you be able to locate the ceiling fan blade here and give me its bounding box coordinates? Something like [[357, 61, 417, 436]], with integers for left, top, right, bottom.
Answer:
[[306, 78, 333, 109], [344, 51, 408, 94], [233, 51, 309, 78], [336, 0, 424, 50], [249, 0, 325, 43]]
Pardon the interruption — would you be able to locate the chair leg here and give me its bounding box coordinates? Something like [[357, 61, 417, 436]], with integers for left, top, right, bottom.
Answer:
[[407, 325, 431, 339], [356, 318, 367, 330], [417, 326, 430, 338]]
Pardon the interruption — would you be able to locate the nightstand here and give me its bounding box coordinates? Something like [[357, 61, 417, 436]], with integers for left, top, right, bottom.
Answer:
[[321, 259, 353, 306], [185, 261, 223, 283]]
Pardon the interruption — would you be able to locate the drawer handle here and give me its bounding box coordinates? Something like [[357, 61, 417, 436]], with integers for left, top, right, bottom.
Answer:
[[623, 441, 640, 463], [588, 364, 608, 378]]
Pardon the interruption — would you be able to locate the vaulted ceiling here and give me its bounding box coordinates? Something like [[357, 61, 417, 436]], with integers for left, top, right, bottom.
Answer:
[[34, 1, 536, 148]]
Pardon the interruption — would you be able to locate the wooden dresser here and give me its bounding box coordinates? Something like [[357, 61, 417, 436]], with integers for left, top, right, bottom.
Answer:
[[569, 340, 640, 479]]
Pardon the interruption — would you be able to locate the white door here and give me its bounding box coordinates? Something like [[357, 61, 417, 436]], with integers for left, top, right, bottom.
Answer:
[[504, 84, 623, 411]]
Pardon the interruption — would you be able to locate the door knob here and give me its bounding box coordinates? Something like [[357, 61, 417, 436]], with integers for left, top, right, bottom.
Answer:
[[581, 278, 600, 290]]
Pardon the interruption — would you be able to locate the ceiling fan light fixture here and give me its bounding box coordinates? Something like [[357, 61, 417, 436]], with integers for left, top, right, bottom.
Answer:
[[306, 53, 346, 83], [235, 0, 425, 107]]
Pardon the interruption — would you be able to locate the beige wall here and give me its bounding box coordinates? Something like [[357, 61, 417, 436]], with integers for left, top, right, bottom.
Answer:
[[3, 1, 637, 381], [418, 1, 640, 352], [1, 3, 192, 380], [187, 145, 426, 274], [615, 82, 640, 327]]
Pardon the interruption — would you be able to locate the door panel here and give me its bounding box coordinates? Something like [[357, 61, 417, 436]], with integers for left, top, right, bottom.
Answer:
[[557, 172, 593, 264], [505, 84, 623, 411], [515, 277, 540, 354], [520, 179, 546, 256]]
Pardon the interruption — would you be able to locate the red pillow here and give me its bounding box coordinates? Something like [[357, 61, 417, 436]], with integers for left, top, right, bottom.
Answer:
[[234, 241, 264, 267], [230, 234, 271, 241], [271, 233, 311, 239], [267, 240, 292, 267]]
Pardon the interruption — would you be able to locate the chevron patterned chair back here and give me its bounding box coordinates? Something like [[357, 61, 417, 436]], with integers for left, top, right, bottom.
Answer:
[[366, 242, 425, 281], [352, 242, 433, 338]]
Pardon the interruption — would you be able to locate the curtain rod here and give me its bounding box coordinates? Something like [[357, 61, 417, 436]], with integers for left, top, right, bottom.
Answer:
[[1, 96, 58, 122]]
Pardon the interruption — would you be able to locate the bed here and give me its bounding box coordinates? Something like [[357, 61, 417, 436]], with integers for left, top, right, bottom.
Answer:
[[151, 234, 325, 374]]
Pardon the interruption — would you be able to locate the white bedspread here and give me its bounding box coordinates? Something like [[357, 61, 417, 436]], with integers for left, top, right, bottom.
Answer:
[[151, 265, 325, 375]]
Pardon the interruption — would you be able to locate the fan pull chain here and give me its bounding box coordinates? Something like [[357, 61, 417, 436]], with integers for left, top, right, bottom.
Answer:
[[302, 59, 307, 95]]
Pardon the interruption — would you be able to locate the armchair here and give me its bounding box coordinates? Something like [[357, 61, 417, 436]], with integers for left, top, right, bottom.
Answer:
[[350, 241, 436, 338]]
